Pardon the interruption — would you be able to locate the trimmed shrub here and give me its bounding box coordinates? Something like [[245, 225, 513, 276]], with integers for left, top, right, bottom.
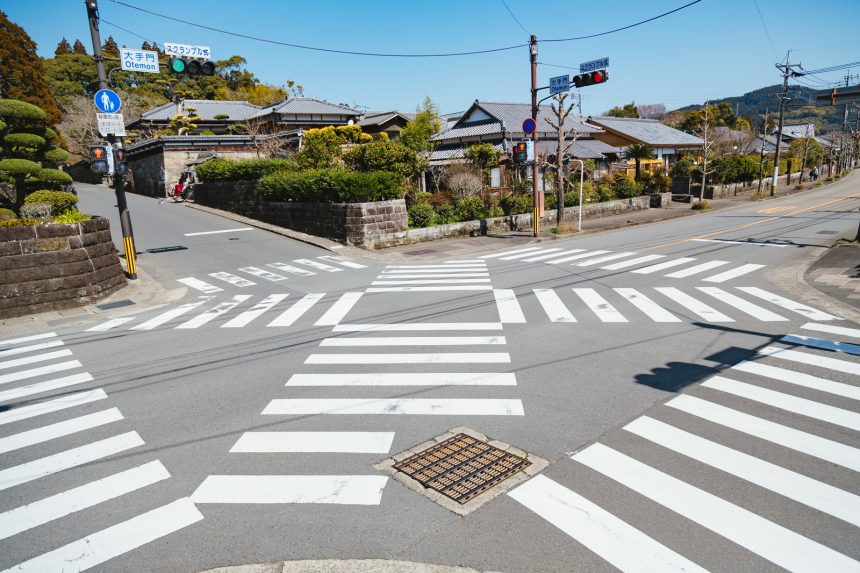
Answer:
[[455, 195, 487, 221], [692, 200, 711, 211], [500, 193, 533, 216], [408, 202, 436, 227], [0, 158, 40, 178], [613, 174, 642, 199], [415, 191, 433, 204], [0, 100, 46, 125], [196, 158, 297, 181], [33, 168, 72, 188], [42, 147, 69, 164], [4, 132, 46, 151], [20, 202, 52, 219], [24, 190, 78, 215], [433, 203, 455, 223], [0, 208, 16, 221], [53, 210, 92, 223], [259, 168, 402, 203], [0, 217, 38, 227]]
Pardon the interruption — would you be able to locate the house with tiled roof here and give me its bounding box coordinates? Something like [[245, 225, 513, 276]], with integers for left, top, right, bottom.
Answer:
[[587, 116, 703, 171], [252, 97, 362, 131], [357, 111, 415, 140], [126, 100, 263, 134]]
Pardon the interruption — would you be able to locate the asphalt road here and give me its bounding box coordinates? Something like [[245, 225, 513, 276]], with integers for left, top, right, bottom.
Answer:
[[1, 176, 859, 572]]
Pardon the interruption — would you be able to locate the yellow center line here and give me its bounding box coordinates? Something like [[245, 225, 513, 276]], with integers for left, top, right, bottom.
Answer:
[[758, 205, 795, 214]]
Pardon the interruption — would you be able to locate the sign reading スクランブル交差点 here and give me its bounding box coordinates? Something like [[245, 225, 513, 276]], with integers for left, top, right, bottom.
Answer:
[[120, 49, 159, 73], [579, 57, 609, 73], [164, 43, 211, 59]]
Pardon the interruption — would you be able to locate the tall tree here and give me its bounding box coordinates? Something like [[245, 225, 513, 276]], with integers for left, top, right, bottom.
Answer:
[[692, 103, 717, 201], [400, 96, 441, 154], [0, 12, 61, 124], [54, 37, 72, 56], [140, 40, 151, 51], [72, 39, 87, 54], [544, 92, 580, 226], [605, 101, 639, 118], [101, 35, 119, 56]]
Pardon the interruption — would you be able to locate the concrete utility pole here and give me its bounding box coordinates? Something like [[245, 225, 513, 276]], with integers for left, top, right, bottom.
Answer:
[[529, 35, 541, 236], [84, 0, 137, 279], [770, 51, 802, 196], [757, 109, 769, 196]]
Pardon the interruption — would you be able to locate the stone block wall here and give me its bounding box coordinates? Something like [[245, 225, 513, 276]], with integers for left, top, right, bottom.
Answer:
[[0, 218, 127, 318]]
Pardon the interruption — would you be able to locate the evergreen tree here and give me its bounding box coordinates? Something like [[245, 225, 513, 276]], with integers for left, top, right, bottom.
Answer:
[[140, 40, 151, 51], [101, 35, 119, 56], [605, 101, 639, 118], [72, 39, 87, 54], [54, 37, 72, 56]]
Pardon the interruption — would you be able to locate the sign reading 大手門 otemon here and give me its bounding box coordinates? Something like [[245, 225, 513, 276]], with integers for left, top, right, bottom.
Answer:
[[120, 49, 159, 73]]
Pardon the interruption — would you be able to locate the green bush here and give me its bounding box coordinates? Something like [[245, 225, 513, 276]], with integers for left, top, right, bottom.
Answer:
[[4, 132, 46, 151], [33, 168, 72, 187], [613, 174, 642, 198], [259, 168, 402, 203], [19, 202, 52, 219], [544, 193, 558, 210], [24, 190, 78, 215], [0, 217, 38, 227], [415, 191, 433, 204], [594, 184, 615, 203], [0, 158, 40, 178], [0, 100, 46, 125], [433, 203, 455, 223], [692, 200, 711, 211], [53, 210, 92, 223], [455, 195, 487, 221], [0, 208, 16, 221], [196, 158, 297, 181], [42, 147, 69, 164], [408, 202, 436, 227], [500, 193, 533, 216]]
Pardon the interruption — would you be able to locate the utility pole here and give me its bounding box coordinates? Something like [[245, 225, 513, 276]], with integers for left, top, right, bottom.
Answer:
[[84, 0, 137, 279], [770, 51, 802, 195], [757, 109, 769, 196], [529, 35, 541, 236], [844, 73, 852, 132]]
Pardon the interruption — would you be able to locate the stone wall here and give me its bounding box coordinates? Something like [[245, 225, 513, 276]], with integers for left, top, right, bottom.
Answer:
[[0, 218, 127, 319], [128, 148, 259, 198]]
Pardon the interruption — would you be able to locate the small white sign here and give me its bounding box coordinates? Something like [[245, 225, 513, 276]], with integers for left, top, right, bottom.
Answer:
[[120, 48, 159, 73], [549, 75, 570, 95], [580, 57, 609, 73], [164, 42, 211, 59], [97, 113, 126, 137]]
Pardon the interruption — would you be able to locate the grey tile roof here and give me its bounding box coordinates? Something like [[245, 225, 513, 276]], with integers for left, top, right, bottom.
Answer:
[[357, 111, 415, 127], [429, 142, 505, 163], [138, 100, 262, 122], [257, 97, 360, 117], [589, 116, 703, 146], [780, 123, 815, 139], [431, 121, 505, 141], [476, 101, 600, 135]]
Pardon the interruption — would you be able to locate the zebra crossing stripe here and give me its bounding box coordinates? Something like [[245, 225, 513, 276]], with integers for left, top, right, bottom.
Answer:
[[131, 299, 212, 330], [522, 249, 586, 262], [696, 287, 788, 321], [533, 289, 576, 322], [494, 289, 527, 323], [318, 255, 367, 269], [86, 317, 136, 332], [333, 323, 503, 331], [625, 416, 860, 527], [1, 498, 203, 573], [600, 254, 665, 270], [546, 250, 610, 265], [0, 339, 64, 357], [238, 266, 289, 282], [223, 294, 288, 328], [780, 334, 860, 356], [0, 332, 57, 348], [614, 288, 680, 322], [175, 295, 252, 329], [801, 322, 860, 339], [664, 260, 730, 278], [368, 286, 493, 292], [262, 398, 524, 415], [573, 288, 627, 322], [208, 272, 256, 287], [267, 293, 324, 327], [371, 278, 491, 285], [732, 360, 860, 401], [479, 247, 543, 259], [631, 257, 697, 274], [0, 388, 107, 427], [0, 360, 81, 386], [191, 475, 387, 504], [0, 408, 123, 455], [0, 372, 93, 403], [374, 273, 489, 279], [736, 287, 840, 320], [574, 252, 637, 267], [267, 262, 315, 276], [294, 258, 342, 272], [654, 287, 733, 322], [501, 248, 562, 261], [319, 336, 506, 346], [315, 292, 364, 325], [703, 263, 765, 283], [176, 277, 222, 293], [385, 264, 486, 269], [758, 346, 860, 375], [444, 259, 485, 263], [285, 372, 517, 386], [666, 394, 860, 472], [305, 353, 511, 364], [0, 349, 73, 371], [230, 432, 395, 453], [509, 475, 711, 573], [573, 443, 859, 573], [702, 375, 860, 431], [0, 460, 170, 541]]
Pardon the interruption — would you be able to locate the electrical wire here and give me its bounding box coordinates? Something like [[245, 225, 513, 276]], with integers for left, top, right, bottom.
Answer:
[[500, 0, 530, 35], [100, 17, 157, 45], [801, 61, 860, 75], [751, 0, 778, 60]]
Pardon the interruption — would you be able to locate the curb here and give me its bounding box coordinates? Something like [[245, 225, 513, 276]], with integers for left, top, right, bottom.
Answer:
[[197, 560, 506, 573]]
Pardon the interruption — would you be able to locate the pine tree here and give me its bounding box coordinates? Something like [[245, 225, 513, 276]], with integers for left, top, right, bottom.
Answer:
[[141, 40, 151, 51], [54, 37, 72, 56], [72, 39, 87, 54], [101, 35, 119, 56]]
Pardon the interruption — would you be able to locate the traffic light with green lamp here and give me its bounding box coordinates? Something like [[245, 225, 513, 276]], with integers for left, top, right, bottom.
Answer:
[[168, 57, 216, 76]]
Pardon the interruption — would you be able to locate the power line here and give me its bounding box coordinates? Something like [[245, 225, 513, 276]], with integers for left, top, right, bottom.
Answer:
[[751, 0, 778, 60], [499, 0, 529, 35], [100, 17, 156, 45], [801, 60, 860, 75]]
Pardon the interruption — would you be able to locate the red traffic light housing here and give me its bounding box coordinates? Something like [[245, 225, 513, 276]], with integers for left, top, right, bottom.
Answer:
[[513, 142, 528, 163], [89, 145, 109, 174], [572, 69, 609, 89], [113, 147, 128, 176]]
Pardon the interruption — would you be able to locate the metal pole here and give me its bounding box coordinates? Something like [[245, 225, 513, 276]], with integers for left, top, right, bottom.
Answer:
[[571, 159, 584, 232], [530, 35, 540, 237], [84, 0, 137, 279]]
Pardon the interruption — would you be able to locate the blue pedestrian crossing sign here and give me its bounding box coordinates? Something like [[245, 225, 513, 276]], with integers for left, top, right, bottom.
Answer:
[[94, 89, 122, 113]]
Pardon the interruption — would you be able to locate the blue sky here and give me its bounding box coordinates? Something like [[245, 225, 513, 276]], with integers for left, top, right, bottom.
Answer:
[[3, 0, 859, 116]]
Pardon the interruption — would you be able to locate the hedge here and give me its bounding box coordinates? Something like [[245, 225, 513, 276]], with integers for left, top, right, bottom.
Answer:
[[259, 168, 402, 203], [24, 190, 78, 215], [196, 157, 297, 181]]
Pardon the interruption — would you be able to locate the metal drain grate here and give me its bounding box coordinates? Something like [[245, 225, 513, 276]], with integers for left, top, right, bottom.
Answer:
[[393, 433, 530, 504]]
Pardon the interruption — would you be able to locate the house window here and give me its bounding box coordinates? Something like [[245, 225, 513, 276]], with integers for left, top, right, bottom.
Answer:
[[490, 167, 501, 188]]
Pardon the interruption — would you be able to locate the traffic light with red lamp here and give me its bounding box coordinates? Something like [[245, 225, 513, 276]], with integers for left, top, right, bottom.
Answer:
[[89, 145, 110, 174], [168, 57, 216, 76], [514, 142, 528, 163], [572, 69, 609, 88], [113, 147, 128, 177]]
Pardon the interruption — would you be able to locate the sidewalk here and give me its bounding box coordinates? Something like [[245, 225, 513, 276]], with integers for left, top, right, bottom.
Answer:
[[806, 241, 860, 311]]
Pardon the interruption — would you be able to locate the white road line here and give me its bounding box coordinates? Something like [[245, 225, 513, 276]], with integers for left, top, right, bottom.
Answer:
[[176, 277, 222, 293], [494, 289, 526, 323], [191, 475, 387, 505], [238, 266, 289, 282], [86, 317, 136, 332], [0, 389, 107, 427], [478, 247, 543, 259], [600, 254, 665, 270], [508, 475, 709, 573], [781, 334, 860, 356], [267, 293, 324, 327], [315, 292, 363, 325], [384, 265, 486, 269], [667, 395, 860, 472], [692, 238, 787, 248], [533, 289, 576, 322], [262, 398, 524, 416], [732, 360, 860, 401], [573, 443, 859, 573], [267, 262, 316, 276], [759, 345, 860, 375], [131, 299, 212, 330], [737, 287, 840, 320], [696, 287, 788, 321], [371, 278, 491, 285], [333, 323, 503, 331], [222, 294, 288, 328], [703, 375, 860, 431], [0, 332, 56, 348], [0, 360, 81, 386], [522, 249, 586, 262], [285, 372, 517, 386], [654, 287, 733, 322], [1, 498, 203, 573], [319, 336, 505, 346], [0, 408, 123, 455], [368, 286, 494, 292], [801, 322, 860, 339], [0, 340, 64, 357], [444, 259, 485, 263], [375, 273, 489, 279], [208, 272, 256, 287], [305, 352, 511, 364], [614, 288, 680, 322], [184, 227, 252, 236], [0, 460, 170, 541], [573, 288, 627, 322], [545, 250, 610, 265], [294, 258, 343, 272], [0, 431, 143, 492], [500, 248, 562, 261], [175, 295, 252, 329], [631, 257, 697, 274], [574, 252, 637, 267], [317, 255, 367, 269], [703, 264, 766, 283], [625, 416, 860, 527], [664, 260, 730, 278], [0, 349, 73, 370], [0, 372, 93, 403], [230, 432, 395, 453]]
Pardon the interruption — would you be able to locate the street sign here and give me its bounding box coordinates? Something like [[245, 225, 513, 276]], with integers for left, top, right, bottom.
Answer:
[[525, 140, 534, 162], [814, 85, 860, 106], [96, 113, 126, 137], [549, 75, 570, 95], [580, 57, 609, 73], [522, 118, 537, 135], [94, 89, 121, 113], [164, 42, 211, 59], [120, 48, 159, 73]]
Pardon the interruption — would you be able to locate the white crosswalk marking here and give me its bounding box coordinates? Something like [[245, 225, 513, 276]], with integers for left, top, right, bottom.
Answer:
[[333, 323, 503, 331], [319, 336, 505, 346], [655, 287, 733, 322], [522, 249, 585, 262], [703, 263, 765, 283], [0, 332, 57, 348], [501, 248, 562, 260], [781, 333, 860, 356], [574, 252, 637, 267], [285, 372, 517, 386], [758, 345, 860, 375], [533, 289, 576, 322], [600, 254, 665, 270], [176, 277, 222, 293], [479, 247, 543, 259], [614, 288, 680, 322], [696, 286, 787, 321], [0, 339, 64, 357], [0, 408, 123, 455], [294, 258, 342, 272], [267, 293, 323, 327], [208, 271, 256, 287], [801, 322, 860, 339], [385, 264, 486, 269], [131, 299, 212, 330], [444, 259, 485, 263], [262, 398, 524, 415], [376, 273, 488, 278], [175, 295, 252, 329], [0, 372, 93, 402], [664, 260, 729, 278], [0, 360, 81, 386], [238, 266, 289, 282], [315, 292, 363, 325], [230, 432, 395, 453], [267, 262, 316, 276], [494, 289, 526, 323], [191, 475, 387, 504], [546, 250, 610, 264], [1, 498, 203, 573], [0, 349, 72, 370], [222, 294, 288, 328], [305, 353, 511, 364], [736, 287, 840, 320], [368, 286, 492, 292], [0, 388, 107, 427], [317, 255, 367, 269], [573, 443, 859, 573], [732, 360, 860, 400], [371, 278, 491, 285], [509, 475, 710, 573], [631, 257, 697, 274], [86, 316, 136, 332], [573, 288, 627, 322]]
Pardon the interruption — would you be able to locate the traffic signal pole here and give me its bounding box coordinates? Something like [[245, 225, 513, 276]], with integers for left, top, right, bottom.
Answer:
[[530, 35, 541, 237], [85, 0, 137, 279]]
